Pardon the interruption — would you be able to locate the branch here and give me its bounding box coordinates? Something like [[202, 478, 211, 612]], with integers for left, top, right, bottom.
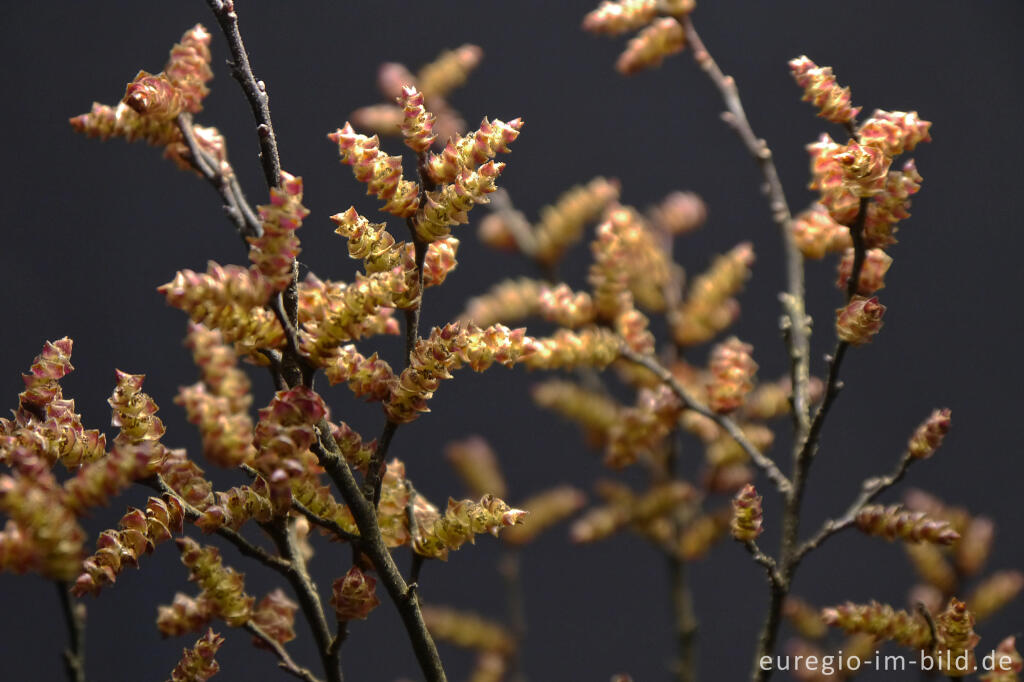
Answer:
[[742, 541, 785, 591], [619, 348, 791, 494], [261, 518, 342, 682], [55, 581, 86, 682], [205, 0, 282, 190], [245, 620, 324, 682], [142, 475, 291, 572], [312, 419, 447, 682], [291, 498, 362, 544], [681, 16, 811, 440], [176, 112, 262, 240], [794, 451, 916, 561]]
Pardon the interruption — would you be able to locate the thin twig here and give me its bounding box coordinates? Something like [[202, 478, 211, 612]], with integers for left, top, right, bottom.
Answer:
[[176, 112, 262, 240], [619, 348, 791, 494], [245, 620, 324, 682], [55, 581, 86, 682], [667, 554, 697, 682], [312, 420, 447, 682], [681, 16, 811, 440], [794, 451, 915, 561], [742, 541, 785, 590], [291, 498, 362, 544], [499, 549, 528, 682], [205, 0, 282, 190], [262, 517, 343, 682], [142, 475, 290, 571]]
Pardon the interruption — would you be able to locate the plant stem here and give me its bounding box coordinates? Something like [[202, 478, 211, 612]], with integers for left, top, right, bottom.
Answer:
[[313, 420, 447, 682], [668, 555, 697, 682], [56, 581, 86, 682], [263, 518, 343, 682], [245, 621, 323, 682]]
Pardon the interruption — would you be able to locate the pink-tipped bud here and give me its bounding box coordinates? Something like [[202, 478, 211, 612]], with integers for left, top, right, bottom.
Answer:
[[908, 408, 952, 459], [730, 484, 764, 541], [835, 296, 885, 346]]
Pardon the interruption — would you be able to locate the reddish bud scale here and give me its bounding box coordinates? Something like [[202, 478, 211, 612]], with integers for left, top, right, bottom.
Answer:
[[822, 601, 932, 649], [331, 207, 402, 273], [248, 171, 309, 292], [73, 494, 184, 596], [533, 177, 620, 266], [123, 71, 186, 119], [908, 408, 952, 459], [251, 589, 298, 649], [195, 486, 273, 534], [835, 141, 892, 197], [163, 24, 213, 114], [730, 484, 764, 541], [583, 0, 658, 36], [426, 117, 522, 185], [414, 494, 527, 560], [857, 110, 932, 156], [855, 504, 960, 545], [416, 162, 506, 242], [398, 86, 437, 152], [184, 323, 252, 415], [864, 159, 923, 248], [835, 296, 885, 346], [322, 345, 396, 402], [386, 323, 533, 423], [331, 566, 381, 621], [109, 370, 166, 445], [158, 261, 285, 354], [176, 537, 254, 627], [423, 237, 460, 288], [707, 337, 757, 414], [616, 18, 686, 76], [788, 56, 861, 125], [935, 598, 980, 677], [169, 629, 223, 682], [837, 247, 893, 295], [176, 383, 257, 468], [329, 124, 420, 217], [252, 386, 328, 513]]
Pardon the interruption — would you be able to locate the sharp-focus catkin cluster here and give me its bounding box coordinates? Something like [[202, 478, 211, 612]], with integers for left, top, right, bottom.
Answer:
[[385, 323, 532, 423], [168, 629, 224, 682], [855, 505, 960, 545], [247, 171, 309, 291], [159, 262, 284, 354], [331, 207, 402, 274], [1, 341, 106, 470], [671, 243, 754, 347], [583, 1, 694, 75], [69, 25, 224, 173], [730, 484, 764, 541], [176, 536, 253, 627], [788, 56, 861, 125], [330, 566, 381, 621], [416, 117, 523, 242], [321, 345, 395, 401], [73, 495, 184, 596], [412, 495, 527, 560], [329, 123, 421, 218], [109, 370, 166, 445], [707, 337, 757, 414], [195, 486, 273, 534], [251, 386, 327, 513]]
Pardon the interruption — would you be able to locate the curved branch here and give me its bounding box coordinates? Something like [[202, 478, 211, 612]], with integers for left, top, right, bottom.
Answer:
[[245, 621, 323, 682]]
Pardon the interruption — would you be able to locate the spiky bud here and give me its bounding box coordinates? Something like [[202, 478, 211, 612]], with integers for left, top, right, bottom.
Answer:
[[247, 171, 308, 292], [398, 86, 437, 152], [730, 484, 763, 541], [835, 295, 885, 346], [169, 629, 223, 682], [908, 408, 952, 459], [837, 247, 893, 295], [788, 56, 861, 125], [935, 598, 979, 677], [616, 18, 686, 75], [413, 495, 527, 560], [857, 110, 932, 156], [423, 237, 460, 288], [329, 123, 420, 217], [821, 601, 931, 649], [855, 504, 960, 545], [330, 566, 380, 622], [708, 337, 757, 414], [176, 537, 253, 627]]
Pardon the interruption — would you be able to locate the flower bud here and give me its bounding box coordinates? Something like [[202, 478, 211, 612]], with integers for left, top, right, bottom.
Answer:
[[331, 566, 381, 621], [907, 408, 952, 459], [730, 484, 763, 541], [835, 296, 885, 346]]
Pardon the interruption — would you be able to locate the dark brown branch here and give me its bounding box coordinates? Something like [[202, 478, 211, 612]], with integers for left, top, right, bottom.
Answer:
[[312, 420, 447, 682], [205, 0, 282, 190], [176, 113, 262, 240], [245, 620, 323, 682], [681, 16, 811, 440], [794, 451, 916, 561], [667, 554, 697, 682], [55, 581, 86, 682], [619, 348, 791, 494], [262, 518, 343, 682], [742, 541, 785, 590]]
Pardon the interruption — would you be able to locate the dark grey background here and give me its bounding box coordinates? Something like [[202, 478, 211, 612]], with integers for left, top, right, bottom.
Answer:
[[1, 1, 1022, 680]]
